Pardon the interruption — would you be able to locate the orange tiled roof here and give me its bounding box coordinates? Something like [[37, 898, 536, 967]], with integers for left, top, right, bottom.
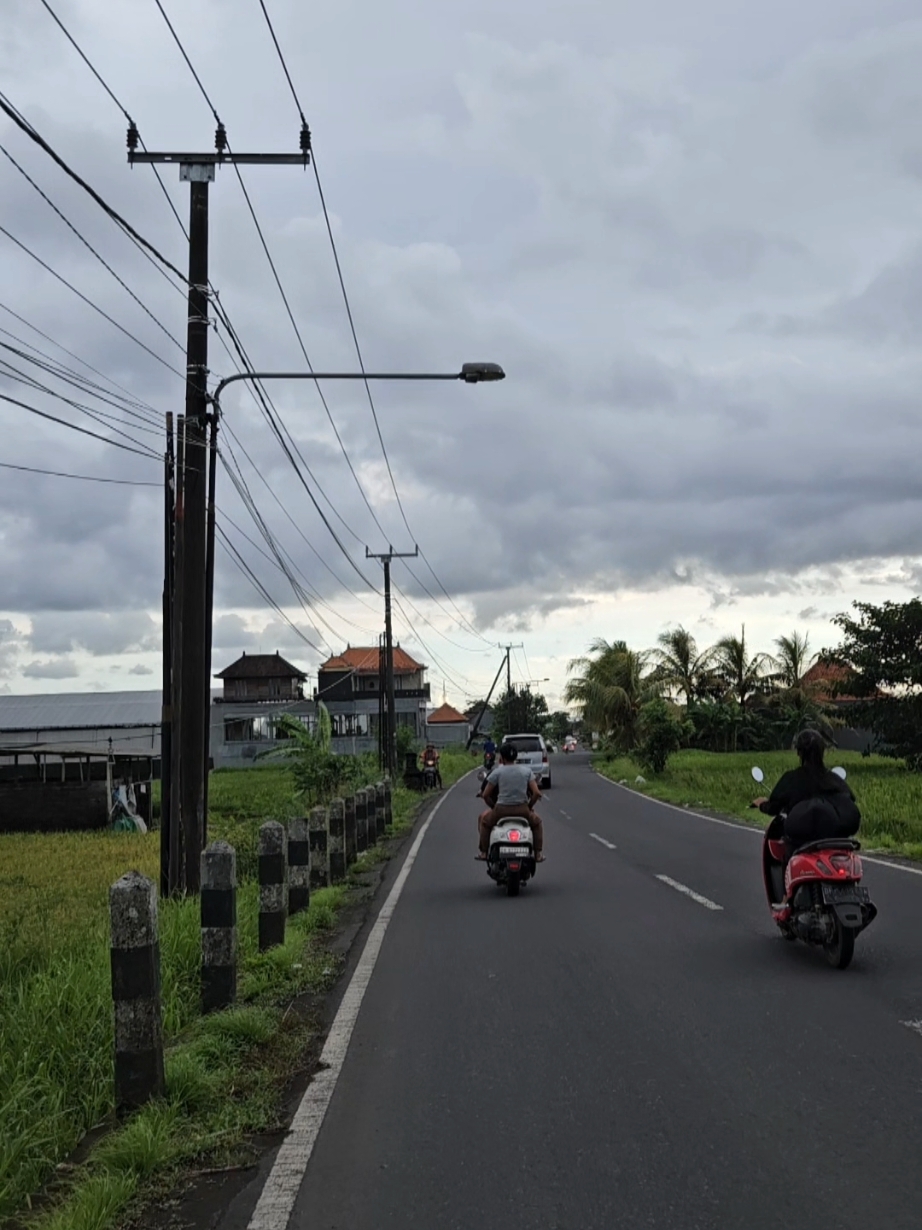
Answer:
[[319, 646, 425, 674], [427, 703, 469, 724]]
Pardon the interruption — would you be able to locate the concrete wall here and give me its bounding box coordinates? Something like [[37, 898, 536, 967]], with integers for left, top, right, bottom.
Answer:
[[425, 723, 470, 748]]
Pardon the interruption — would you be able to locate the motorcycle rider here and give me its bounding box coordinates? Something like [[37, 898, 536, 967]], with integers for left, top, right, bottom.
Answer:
[[752, 729, 860, 852], [420, 742, 442, 789], [477, 741, 545, 862]]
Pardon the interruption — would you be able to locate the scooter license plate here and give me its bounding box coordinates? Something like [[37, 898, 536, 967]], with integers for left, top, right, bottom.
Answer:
[[499, 845, 530, 856], [821, 883, 869, 905]]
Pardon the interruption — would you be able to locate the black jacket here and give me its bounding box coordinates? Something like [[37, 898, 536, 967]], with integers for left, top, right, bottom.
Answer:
[[759, 766, 859, 826]]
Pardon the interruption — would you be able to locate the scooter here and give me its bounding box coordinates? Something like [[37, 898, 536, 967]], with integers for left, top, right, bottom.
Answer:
[[486, 818, 536, 897], [752, 766, 877, 969], [422, 759, 439, 791]]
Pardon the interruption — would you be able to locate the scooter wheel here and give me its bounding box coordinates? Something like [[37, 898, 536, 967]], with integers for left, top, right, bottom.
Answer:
[[506, 870, 521, 897], [824, 917, 855, 969]]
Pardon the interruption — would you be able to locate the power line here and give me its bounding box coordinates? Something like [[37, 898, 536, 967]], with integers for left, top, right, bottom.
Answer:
[[0, 90, 187, 285], [0, 224, 185, 381], [0, 459, 158, 485], [0, 391, 160, 458]]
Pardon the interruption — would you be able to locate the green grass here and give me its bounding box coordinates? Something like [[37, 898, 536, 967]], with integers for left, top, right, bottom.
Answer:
[[595, 749, 922, 859], [1, 753, 473, 1227]]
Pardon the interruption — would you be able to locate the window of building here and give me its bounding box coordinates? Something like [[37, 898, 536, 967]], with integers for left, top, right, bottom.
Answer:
[[331, 712, 370, 737]]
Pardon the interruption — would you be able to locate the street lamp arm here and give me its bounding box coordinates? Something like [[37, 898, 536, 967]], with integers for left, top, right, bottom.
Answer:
[[212, 362, 504, 406]]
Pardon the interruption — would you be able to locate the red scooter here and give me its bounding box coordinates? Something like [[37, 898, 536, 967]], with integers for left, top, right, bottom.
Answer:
[[752, 766, 877, 969]]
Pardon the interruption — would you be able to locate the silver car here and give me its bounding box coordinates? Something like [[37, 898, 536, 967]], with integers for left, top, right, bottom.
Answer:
[[504, 732, 551, 789]]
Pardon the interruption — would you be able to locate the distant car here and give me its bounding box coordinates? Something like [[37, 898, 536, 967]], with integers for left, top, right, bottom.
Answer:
[[563, 736, 577, 754], [504, 732, 551, 789]]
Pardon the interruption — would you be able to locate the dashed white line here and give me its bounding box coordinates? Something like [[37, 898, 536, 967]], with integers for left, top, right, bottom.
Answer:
[[589, 832, 617, 849], [247, 776, 466, 1230], [655, 874, 723, 912]]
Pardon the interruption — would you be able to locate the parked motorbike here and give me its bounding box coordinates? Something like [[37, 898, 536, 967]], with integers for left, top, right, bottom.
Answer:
[[752, 766, 877, 969], [485, 818, 536, 897]]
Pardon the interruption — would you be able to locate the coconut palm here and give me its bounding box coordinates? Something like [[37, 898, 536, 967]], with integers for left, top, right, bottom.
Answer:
[[713, 625, 770, 709], [651, 626, 716, 707], [771, 631, 815, 689], [564, 638, 657, 750]]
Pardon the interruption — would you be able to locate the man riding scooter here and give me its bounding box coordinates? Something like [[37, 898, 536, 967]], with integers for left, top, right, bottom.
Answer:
[[420, 742, 442, 790], [477, 741, 545, 862]]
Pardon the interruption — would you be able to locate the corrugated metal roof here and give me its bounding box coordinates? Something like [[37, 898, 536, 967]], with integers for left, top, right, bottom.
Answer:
[[0, 691, 162, 731]]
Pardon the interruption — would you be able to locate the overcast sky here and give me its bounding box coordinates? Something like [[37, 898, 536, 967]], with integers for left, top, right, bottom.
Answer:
[[2, 0, 921, 708]]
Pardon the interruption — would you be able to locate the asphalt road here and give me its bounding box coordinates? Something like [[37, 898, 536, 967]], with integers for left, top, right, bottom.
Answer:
[[270, 754, 922, 1229]]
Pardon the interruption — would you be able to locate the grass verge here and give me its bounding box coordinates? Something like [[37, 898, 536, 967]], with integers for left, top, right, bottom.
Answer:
[[594, 749, 922, 859], [1, 750, 474, 1228]]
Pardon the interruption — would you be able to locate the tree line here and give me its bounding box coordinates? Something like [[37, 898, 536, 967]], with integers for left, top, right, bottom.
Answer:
[[561, 597, 922, 772]]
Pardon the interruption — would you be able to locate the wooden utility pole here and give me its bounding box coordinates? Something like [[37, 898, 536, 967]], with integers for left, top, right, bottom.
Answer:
[[130, 123, 310, 893], [366, 547, 418, 777]]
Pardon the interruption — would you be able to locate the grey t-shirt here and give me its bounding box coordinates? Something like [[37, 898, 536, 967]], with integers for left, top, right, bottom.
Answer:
[[486, 763, 535, 805]]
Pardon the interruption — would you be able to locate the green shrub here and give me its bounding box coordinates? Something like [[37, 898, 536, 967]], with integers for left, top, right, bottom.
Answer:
[[636, 698, 689, 774]]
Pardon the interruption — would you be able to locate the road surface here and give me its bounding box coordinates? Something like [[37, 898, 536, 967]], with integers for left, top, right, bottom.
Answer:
[[241, 752, 922, 1229]]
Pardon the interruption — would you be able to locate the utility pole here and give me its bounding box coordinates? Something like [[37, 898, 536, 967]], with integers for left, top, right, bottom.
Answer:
[[160, 412, 174, 899], [377, 632, 386, 772], [366, 546, 418, 778], [130, 121, 310, 893]]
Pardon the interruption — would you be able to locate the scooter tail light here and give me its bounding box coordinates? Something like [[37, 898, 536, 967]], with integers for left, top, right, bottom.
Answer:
[[507, 830, 522, 842]]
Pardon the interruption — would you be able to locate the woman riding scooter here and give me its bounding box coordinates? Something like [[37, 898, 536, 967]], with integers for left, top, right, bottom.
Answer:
[[752, 729, 861, 852]]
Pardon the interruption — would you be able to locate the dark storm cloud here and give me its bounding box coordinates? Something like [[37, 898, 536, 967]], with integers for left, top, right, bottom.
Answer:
[[2, 0, 922, 688]]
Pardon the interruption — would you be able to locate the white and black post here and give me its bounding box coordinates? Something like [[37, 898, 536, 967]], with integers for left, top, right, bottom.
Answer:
[[109, 871, 165, 1115], [258, 821, 288, 951], [288, 816, 310, 915], [201, 841, 236, 1012]]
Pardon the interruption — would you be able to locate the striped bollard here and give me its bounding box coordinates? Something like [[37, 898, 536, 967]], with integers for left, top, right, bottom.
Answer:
[[288, 817, 310, 915], [329, 798, 346, 883], [109, 871, 164, 1116], [201, 841, 237, 1013], [365, 787, 378, 849], [375, 782, 387, 840], [309, 805, 329, 889], [258, 821, 288, 951], [344, 795, 357, 868], [355, 788, 368, 854]]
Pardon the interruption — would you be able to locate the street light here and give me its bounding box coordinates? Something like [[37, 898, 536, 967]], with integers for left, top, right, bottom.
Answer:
[[202, 361, 505, 785]]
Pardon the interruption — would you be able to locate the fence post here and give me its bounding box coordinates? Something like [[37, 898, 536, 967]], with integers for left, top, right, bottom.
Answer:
[[384, 777, 393, 829], [344, 794, 357, 868], [288, 816, 310, 915], [365, 787, 378, 849], [329, 798, 346, 883], [109, 871, 164, 1116], [309, 805, 329, 888], [355, 788, 368, 854], [201, 841, 236, 1013], [258, 821, 288, 951], [375, 781, 387, 840]]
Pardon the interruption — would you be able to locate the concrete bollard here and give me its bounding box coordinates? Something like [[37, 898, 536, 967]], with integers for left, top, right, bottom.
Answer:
[[109, 871, 165, 1116], [288, 817, 311, 915], [343, 794, 357, 868], [384, 777, 393, 828], [328, 798, 346, 883], [355, 788, 368, 854], [309, 805, 329, 889], [258, 821, 288, 951], [365, 787, 378, 849], [375, 781, 387, 840], [201, 841, 237, 1013]]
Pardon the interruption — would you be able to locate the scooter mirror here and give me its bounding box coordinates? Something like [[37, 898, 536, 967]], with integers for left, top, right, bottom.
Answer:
[[831, 766, 847, 780], [751, 767, 764, 783]]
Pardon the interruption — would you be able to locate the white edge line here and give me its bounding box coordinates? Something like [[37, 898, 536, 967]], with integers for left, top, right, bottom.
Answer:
[[589, 832, 616, 849], [592, 769, 922, 878], [247, 774, 470, 1230], [655, 873, 723, 911]]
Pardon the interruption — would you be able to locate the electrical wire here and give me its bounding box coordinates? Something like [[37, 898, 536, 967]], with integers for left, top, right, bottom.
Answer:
[[0, 460, 158, 485], [0, 391, 160, 458]]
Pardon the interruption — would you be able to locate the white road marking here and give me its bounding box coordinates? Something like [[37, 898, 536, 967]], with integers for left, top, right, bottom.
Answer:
[[589, 832, 616, 849], [901, 1020, 922, 1038], [559, 808, 572, 819], [594, 771, 922, 879], [247, 776, 466, 1230], [655, 874, 723, 912]]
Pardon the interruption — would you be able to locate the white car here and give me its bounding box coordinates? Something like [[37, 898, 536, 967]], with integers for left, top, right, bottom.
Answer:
[[504, 732, 552, 789]]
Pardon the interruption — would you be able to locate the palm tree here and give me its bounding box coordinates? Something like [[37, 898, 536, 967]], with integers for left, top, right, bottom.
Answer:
[[713, 625, 770, 709], [771, 631, 815, 689], [563, 638, 656, 750], [651, 626, 715, 706]]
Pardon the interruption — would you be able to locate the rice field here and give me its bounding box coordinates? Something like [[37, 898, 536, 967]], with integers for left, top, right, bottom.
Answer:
[[0, 751, 474, 1226], [595, 750, 922, 859]]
